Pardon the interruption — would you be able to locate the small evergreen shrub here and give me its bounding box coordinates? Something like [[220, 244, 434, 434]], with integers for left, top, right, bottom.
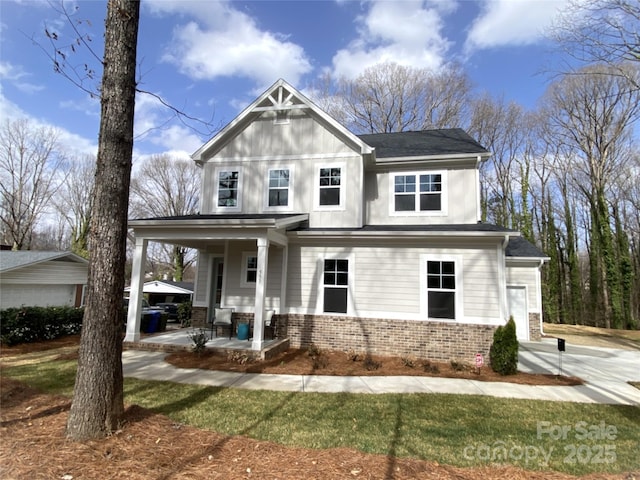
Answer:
[[490, 316, 519, 375], [177, 301, 192, 327]]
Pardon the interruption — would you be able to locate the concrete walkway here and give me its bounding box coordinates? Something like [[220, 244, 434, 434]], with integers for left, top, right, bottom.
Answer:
[[121, 338, 640, 406]]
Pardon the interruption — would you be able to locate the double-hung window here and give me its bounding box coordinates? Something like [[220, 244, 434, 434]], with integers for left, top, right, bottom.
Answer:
[[323, 259, 349, 313], [392, 171, 445, 215], [241, 252, 258, 288], [268, 168, 290, 207], [217, 169, 241, 209], [319, 167, 341, 206], [426, 260, 456, 319]]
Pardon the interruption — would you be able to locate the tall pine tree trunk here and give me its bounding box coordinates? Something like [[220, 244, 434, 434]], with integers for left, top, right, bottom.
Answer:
[[66, 0, 140, 440]]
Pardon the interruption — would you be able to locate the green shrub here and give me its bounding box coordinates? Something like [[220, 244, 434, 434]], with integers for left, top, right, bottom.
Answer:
[[177, 301, 192, 327], [490, 316, 519, 375], [188, 328, 208, 355], [0, 306, 84, 345]]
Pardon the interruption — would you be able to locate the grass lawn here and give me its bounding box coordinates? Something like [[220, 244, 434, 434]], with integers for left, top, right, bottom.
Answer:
[[3, 357, 639, 476]]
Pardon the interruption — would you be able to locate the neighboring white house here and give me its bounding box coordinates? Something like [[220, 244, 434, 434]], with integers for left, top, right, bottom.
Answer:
[[0, 251, 89, 308], [126, 79, 547, 360]]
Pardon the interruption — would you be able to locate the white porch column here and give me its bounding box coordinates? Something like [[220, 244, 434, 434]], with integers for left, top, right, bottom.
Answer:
[[124, 237, 147, 342], [252, 237, 269, 350]]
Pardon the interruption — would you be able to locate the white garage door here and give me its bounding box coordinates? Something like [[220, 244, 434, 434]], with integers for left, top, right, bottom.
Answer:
[[507, 286, 529, 341], [1, 284, 75, 308]]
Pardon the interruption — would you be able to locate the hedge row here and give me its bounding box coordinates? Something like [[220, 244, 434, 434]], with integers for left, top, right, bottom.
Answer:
[[0, 306, 84, 346]]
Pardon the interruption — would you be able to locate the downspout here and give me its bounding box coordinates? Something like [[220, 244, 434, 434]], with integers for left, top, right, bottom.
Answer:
[[476, 155, 482, 222], [538, 258, 545, 337]]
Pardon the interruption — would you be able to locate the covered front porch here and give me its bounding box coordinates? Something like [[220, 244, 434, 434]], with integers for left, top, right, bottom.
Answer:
[[124, 328, 290, 360], [124, 214, 308, 352]]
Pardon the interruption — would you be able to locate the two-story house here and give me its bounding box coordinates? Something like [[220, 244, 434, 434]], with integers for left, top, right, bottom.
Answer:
[[125, 79, 547, 361]]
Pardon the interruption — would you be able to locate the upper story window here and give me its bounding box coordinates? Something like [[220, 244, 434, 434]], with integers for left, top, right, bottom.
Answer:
[[391, 171, 446, 216], [217, 169, 241, 209], [268, 169, 290, 207], [318, 166, 342, 208]]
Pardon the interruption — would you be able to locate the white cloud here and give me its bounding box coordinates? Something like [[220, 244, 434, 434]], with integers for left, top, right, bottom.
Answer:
[[146, 0, 312, 88], [0, 61, 45, 94], [465, 0, 568, 50], [0, 83, 97, 156], [330, 0, 456, 79]]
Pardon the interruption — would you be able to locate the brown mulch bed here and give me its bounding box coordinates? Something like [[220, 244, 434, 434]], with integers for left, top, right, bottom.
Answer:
[[1, 377, 631, 480], [165, 349, 583, 386]]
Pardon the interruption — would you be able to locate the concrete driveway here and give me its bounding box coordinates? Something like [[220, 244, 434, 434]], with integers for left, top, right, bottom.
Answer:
[[518, 339, 640, 405]]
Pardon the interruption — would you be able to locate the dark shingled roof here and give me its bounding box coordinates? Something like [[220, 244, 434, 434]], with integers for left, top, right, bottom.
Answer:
[[506, 237, 548, 258], [357, 128, 489, 158]]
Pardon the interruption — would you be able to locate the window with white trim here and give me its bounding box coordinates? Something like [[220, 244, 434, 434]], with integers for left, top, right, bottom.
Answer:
[[323, 258, 348, 313], [268, 168, 290, 207], [391, 171, 446, 215], [217, 170, 240, 208], [426, 260, 456, 319], [319, 167, 341, 206], [241, 252, 258, 287]]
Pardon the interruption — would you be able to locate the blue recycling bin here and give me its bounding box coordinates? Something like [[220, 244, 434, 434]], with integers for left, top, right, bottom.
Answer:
[[146, 311, 160, 333], [237, 322, 249, 340]]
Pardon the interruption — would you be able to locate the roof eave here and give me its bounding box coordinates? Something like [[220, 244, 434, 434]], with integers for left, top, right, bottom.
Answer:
[[375, 151, 491, 166], [290, 229, 519, 240]]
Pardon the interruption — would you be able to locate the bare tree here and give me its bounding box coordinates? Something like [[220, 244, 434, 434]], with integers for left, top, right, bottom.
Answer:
[[551, 0, 640, 88], [129, 154, 200, 280], [323, 62, 472, 134], [54, 154, 96, 258], [467, 93, 528, 228], [0, 119, 67, 250], [66, 0, 140, 441], [540, 63, 640, 328]]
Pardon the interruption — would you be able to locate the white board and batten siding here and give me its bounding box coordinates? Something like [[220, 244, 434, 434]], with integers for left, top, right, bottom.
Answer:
[[286, 242, 503, 325]]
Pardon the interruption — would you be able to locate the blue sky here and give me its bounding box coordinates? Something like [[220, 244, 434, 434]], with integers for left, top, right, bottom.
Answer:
[[1, 0, 572, 162]]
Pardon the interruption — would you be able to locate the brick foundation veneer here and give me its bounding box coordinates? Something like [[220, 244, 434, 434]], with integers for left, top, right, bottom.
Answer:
[[280, 314, 498, 362], [529, 312, 542, 340], [191, 306, 208, 327]]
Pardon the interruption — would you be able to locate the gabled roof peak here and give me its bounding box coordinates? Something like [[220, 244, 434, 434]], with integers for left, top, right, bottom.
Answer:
[[191, 79, 373, 163]]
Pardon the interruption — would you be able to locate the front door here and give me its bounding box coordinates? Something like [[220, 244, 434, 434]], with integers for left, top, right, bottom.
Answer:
[[507, 286, 528, 341]]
